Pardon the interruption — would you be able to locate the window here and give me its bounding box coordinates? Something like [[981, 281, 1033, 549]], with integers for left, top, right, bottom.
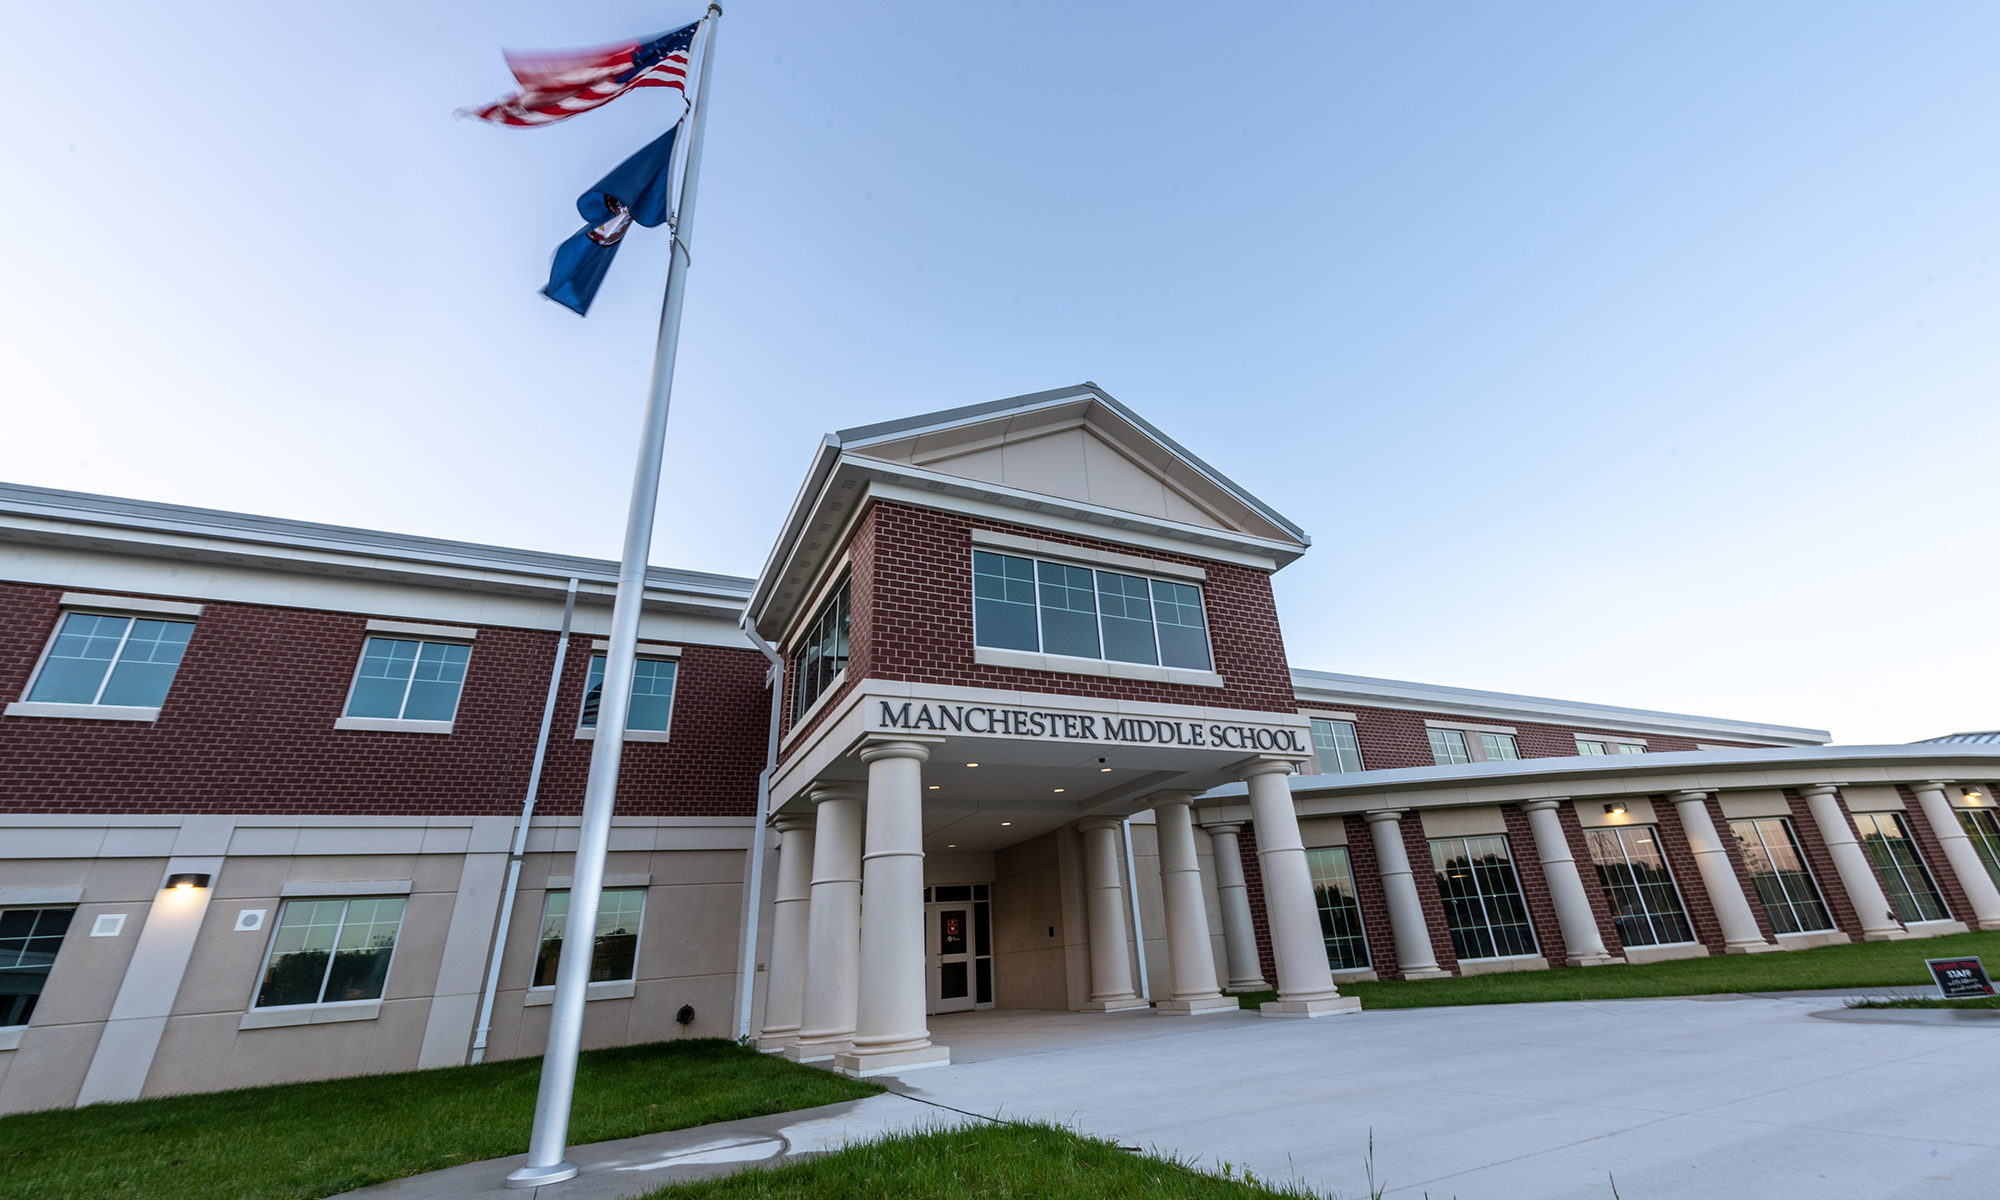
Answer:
[[580, 654, 678, 733], [1852, 812, 1949, 923], [25, 613, 193, 708], [1585, 825, 1695, 947], [344, 637, 470, 721], [790, 577, 850, 721], [0, 907, 73, 1027], [1731, 817, 1834, 934], [1310, 719, 1364, 774], [1616, 743, 1645, 754], [255, 897, 406, 1008], [1480, 732, 1520, 761], [1305, 847, 1370, 970], [1429, 835, 1538, 959], [534, 889, 644, 986], [1959, 809, 2000, 890], [1428, 728, 1471, 765], [971, 550, 1213, 671], [1577, 738, 1645, 756]]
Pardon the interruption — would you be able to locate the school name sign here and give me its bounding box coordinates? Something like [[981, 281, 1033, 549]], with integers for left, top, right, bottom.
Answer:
[[872, 700, 1311, 754]]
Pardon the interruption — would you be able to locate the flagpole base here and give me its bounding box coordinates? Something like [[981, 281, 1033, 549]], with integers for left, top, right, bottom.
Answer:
[[506, 1161, 579, 1188]]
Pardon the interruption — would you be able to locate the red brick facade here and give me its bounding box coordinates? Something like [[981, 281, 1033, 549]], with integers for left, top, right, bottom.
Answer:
[[0, 582, 765, 817], [1328, 702, 1764, 773]]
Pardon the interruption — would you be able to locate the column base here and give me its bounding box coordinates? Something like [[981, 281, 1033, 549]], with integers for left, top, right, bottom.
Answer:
[[755, 1031, 800, 1053], [1566, 954, 1626, 968], [1396, 966, 1452, 981], [1859, 929, 1912, 942], [785, 1036, 849, 1063], [1723, 940, 1783, 955], [834, 1043, 950, 1077], [1080, 996, 1151, 1013], [504, 1161, 579, 1188], [1260, 995, 1363, 1018], [1156, 994, 1240, 1015], [1225, 979, 1271, 992]]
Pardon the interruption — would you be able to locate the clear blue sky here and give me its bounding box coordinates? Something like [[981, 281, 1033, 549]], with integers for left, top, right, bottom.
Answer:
[[4, 3, 1995, 743]]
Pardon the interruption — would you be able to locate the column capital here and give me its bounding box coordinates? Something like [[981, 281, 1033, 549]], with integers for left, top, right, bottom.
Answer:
[[1916, 780, 1956, 791], [1362, 808, 1408, 826], [1520, 798, 1569, 813], [1076, 816, 1125, 834], [809, 781, 866, 805], [857, 735, 940, 765], [1797, 784, 1841, 799], [1147, 790, 1201, 810], [772, 810, 816, 833], [1238, 756, 1299, 782], [1199, 819, 1245, 835], [1667, 789, 1712, 804]]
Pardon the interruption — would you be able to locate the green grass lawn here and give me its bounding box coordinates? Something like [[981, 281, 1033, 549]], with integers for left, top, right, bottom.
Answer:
[[1234, 930, 2000, 1010], [641, 1122, 1325, 1200], [0, 1038, 878, 1200]]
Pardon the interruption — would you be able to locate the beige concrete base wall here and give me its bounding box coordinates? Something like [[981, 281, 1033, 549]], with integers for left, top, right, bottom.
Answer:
[[991, 830, 1071, 1010]]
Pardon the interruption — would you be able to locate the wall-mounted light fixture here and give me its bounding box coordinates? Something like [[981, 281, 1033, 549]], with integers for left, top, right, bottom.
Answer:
[[1603, 802, 1628, 816], [165, 872, 212, 891], [1966, 789, 1986, 803]]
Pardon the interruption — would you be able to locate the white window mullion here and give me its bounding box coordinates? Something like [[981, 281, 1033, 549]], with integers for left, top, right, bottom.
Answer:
[[395, 647, 421, 721], [315, 902, 349, 1006], [89, 617, 138, 705]]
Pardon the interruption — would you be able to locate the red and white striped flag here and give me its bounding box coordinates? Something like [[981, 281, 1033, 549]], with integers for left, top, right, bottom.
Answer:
[[465, 21, 699, 128]]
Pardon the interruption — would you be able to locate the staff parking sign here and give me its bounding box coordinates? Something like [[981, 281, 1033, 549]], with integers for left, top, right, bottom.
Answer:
[[1925, 957, 1995, 1000]]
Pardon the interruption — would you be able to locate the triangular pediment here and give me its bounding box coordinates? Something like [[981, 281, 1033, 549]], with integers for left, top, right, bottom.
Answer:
[[838, 387, 1302, 546]]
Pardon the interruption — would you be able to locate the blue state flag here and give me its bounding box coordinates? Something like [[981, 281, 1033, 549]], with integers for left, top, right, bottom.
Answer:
[[543, 125, 680, 316]]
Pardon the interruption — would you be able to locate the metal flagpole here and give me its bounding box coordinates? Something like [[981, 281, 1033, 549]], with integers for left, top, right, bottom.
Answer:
[[507, 4, 724, 1187]]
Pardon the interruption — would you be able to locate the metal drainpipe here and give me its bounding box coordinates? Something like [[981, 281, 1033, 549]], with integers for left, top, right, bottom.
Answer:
[[735, 617, 786, 1042], [1122, 817, 1150, 1000], [469, 577, 578, 1064]]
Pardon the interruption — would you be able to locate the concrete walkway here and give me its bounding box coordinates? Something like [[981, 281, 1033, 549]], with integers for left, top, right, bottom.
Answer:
[[343, 992, 2000, 1199]]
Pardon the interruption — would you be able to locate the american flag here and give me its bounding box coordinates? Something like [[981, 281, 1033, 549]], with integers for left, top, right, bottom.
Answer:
[[466, 21, 700, 128]]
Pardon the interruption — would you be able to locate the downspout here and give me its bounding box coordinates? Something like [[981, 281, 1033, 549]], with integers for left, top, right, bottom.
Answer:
[[469, 577, 578, 1064], [735, 617, 785, 1042], [1122, 817, 1150, 1000]]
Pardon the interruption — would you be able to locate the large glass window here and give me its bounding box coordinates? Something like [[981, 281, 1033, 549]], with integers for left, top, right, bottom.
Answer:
[[1585, 825, 1695, 947], [1429, 835, 1538, 960], [0, 907, 74, 1027], [1958, 808, 2000, 891], [581, 654, 678, 733], [26, 613, 194, 708], [1427, 728, 1471, 765], [256, 897, 406, 1008], [1730, 817, 1834, 934], [1311, 719, 1364, 774], [345, 637, 470, 721], [535, 889, 645, 986], [789, 577, 850, 720], [971, 551, 1212, 671], [1305, 847, 1370, 970], [1480, 732, 1520, 761], [1852, 812, 1949, 923]]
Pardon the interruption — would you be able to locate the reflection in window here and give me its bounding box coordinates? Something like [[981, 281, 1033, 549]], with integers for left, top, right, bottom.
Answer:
[[1429, 835, 1537, 960], [581, 654, 678, 732], [257, 897, 406, 1007], [28, 613, 194, 708], [1730, 817, 1834, 934], [1311, 719, 1364, 774], [0, 907, 74, 1026], [1852, 812, 1948, 923], [1427, 729, 1471, 766], [345, 638, 471, 721], [1586, 825, 1695, 946], [1305, 847, 1370, 970], [1959, 808, 2000, 891], [790, 578, 850, 720], [971, 550, 1212, 671], [535, 888, 645, 986]]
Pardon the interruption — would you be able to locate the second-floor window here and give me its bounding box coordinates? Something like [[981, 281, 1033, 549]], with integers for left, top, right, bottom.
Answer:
[[971, 550, 1212, 671], [344, 637, 471, 721], [580, 654, 678, 733], [26, 612, 194, 709], [791, 577, 850, 721], [1311, 718, 1364, 773], [1428, 728, 1518, 766], [1576, 738, 1646, 756]]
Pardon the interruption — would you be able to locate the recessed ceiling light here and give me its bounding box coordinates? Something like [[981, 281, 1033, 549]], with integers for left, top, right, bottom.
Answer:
[[927, 785, 940, 790], [1053, 788, 1065, 793], [1001, 821, 1012, 826], [947, 843, 956, 848], [965, 762, 979, 768], [1099, 767, 1112, 773]]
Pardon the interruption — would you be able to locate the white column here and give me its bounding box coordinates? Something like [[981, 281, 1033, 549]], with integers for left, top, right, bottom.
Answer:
[[1800, 784, 1906, 941], [1077, 817, 1148, 1012], [1364, 810, 1450, 980], [1519, 800, 1620, 967], [1912, 781, 2000, 930], [1201, 821, 1270, 990], [1669, 791, 1774, 953], [837, 737, 949, 1076], [1243, 759, 1360, 1016], [1153, 795, 1236, 1014], [756, 812, 816, 1050], [788, 782, 863, 1062]]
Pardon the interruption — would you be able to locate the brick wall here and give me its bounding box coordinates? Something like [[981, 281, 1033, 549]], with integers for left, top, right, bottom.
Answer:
[[0, 582, 766, 818], [1236, 824, 1278, 988], [1342, 814, 1402, 977], [1330, 702, 1768, 773]]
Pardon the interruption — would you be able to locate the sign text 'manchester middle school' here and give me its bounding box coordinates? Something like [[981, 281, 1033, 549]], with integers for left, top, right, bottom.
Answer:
[[876, 701, 1309, 754]]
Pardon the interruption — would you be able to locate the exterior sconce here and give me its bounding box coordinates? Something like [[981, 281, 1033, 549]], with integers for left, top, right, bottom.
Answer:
[[165, 872, 212, 891], [1967, 789, 1986, 803], [1603, 802, 1627, 816]]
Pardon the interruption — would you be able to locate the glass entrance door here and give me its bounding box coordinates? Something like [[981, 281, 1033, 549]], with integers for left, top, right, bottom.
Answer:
[[925, 902, 976, 1014]]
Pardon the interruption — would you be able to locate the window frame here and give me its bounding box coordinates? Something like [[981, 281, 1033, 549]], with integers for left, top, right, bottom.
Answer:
[[1852, 811, 1950, 924], [575, 646, 681, 742], [9, 606, 200, 722], [531, 887, 647, 992], [969, 549, 1217, 675], [1729, 816, 1835, 935], [0, 905, 76, 1029], [336, 633, 473, 731], [251, 895, 408, 1011], [788, 573, 852, 725], [1428, 834, 1540, 961], [1304, 846, 1372, 971], [1957, 807, 2000, 891], [1309, 717, 1365, 774], [1584, 824, 1698, 948]]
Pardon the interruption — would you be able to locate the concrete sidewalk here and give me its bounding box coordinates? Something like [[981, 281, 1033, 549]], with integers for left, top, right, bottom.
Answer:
[[341, 991, 2000, 1200]]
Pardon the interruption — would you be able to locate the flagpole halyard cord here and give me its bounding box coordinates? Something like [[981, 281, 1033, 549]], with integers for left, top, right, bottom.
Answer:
[[504, 6, 723, 1188]]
